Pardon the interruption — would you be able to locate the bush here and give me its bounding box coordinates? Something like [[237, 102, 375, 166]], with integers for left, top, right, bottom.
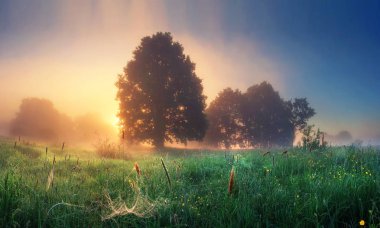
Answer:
[[93, 137, 127, 159], [301, 125, 327, 151]]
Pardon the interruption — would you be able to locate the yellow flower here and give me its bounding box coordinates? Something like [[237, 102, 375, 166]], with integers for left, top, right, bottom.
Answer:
[[359, 219, 365, 226]]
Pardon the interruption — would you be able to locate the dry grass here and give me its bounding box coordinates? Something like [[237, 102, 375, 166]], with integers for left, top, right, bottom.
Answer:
[[46, 156, 56, 191], [94, 137, 123, 159]]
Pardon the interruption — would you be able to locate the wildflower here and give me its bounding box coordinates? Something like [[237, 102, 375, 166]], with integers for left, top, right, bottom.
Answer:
[[359, 219, 365, 226]]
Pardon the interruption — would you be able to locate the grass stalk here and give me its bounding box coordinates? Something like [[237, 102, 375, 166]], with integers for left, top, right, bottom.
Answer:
[[161, 158, 171, 188]]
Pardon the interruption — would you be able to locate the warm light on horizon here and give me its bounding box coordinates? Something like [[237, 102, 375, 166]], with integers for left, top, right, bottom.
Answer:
[[0, 0, 379, 144], [109, 114, 121, 133]]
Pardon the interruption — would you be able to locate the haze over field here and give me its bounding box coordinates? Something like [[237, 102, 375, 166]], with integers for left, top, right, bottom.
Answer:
[[1, 0, 380, 145]]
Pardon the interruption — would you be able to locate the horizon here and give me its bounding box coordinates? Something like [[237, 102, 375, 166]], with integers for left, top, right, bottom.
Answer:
[[1, 0, 380, 145]]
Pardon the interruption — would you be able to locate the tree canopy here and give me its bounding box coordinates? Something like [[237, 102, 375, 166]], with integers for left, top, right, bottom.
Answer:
[[9, 98, 115, 143], [204, 82, 315, 148], [116, 32, 207, 149], [204, 88, 246, 149], [242, 82, 295, 147], [287, 98, 316, 131], [9, 98, 73, 141]]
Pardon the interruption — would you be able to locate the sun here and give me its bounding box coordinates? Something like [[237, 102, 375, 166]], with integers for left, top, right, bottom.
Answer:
[[109, 115, 121, 131]]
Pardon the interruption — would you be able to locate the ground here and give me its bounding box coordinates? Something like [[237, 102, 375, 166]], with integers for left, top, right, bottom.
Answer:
[[0, 137, 379, 227]]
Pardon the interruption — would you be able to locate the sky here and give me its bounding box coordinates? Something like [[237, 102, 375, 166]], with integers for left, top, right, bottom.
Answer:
[[1, 0, 380, 144]]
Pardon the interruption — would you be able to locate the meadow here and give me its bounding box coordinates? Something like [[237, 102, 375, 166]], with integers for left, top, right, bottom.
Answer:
[[0, 137, 379, 227]]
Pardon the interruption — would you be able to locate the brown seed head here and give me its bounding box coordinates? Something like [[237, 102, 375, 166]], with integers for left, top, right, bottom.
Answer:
[[263, 151, 270, 156], [134, 162, 141, 176], [228, 167, 235, 195]]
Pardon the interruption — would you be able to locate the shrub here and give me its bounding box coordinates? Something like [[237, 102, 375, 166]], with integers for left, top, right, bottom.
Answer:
[[93, 137, 125, 159], [301, 125, 327, 151]]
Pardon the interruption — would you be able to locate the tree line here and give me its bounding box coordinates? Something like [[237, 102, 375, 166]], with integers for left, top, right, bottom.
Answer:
[[116, 32, 315, 149], [204, 85, 314, 149], [9, 98, 115, 144]]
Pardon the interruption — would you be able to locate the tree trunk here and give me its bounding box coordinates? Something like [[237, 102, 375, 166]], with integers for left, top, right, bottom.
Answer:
[[153, 137, 164, 150], [151, 72, 166, 151], [152, 105, 166, 150]]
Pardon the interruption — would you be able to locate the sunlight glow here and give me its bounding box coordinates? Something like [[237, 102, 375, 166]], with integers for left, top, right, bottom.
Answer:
[[109, 115, 121, 132]]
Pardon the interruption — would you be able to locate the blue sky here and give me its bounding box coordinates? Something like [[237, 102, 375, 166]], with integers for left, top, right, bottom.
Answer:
[[169, 0, 380, 141], [0, 0, 379, 143]]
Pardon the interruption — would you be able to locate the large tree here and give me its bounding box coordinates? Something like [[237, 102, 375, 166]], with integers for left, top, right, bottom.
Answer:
[[204, 88, 246, 149], [204, 82, 316, 148], [242, 82, 294, 147], [286, 98, 315, 131], [116, 32, 207, 149]]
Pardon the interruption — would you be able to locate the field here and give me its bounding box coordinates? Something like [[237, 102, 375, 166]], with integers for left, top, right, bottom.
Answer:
[[0, 137, 379, 227]]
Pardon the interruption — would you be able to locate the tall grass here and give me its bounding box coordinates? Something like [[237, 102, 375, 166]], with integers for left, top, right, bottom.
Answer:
[[0, 139, 379, 227]]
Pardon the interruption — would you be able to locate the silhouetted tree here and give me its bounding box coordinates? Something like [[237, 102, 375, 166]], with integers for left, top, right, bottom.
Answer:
[[204, 88, 246, 149], [9, 98, 73, 141], [286, 98, 315, 131], [116, 32, 207, 149], [205, 82, 316, 148], [242, 82, 294, 147]]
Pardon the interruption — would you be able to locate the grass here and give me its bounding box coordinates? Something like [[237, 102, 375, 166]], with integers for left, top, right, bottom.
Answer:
[[0, 138, 379, 227]]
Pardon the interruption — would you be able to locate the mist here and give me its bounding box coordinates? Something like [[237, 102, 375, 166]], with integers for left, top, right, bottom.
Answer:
[[8, 98, 117, 147], [324, 130, 354, 146], [1, 0, 379, 145], [0, 1, 282, 142]]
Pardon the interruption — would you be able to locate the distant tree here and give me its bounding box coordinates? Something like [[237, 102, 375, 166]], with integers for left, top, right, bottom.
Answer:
[[205, 82, 316, 148], [286, 98, 315, 132], [9, 98, 73, 141], [335, 130, 353, 142], [242, 82, 294, 147], [204, 88, 246, 149], [116, 32, 207, 149], [324, 130, 353, 145]]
